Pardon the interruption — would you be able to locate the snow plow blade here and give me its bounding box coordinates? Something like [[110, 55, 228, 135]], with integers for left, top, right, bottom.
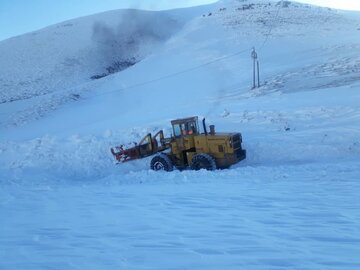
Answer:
[[111, 130, 170, 163]]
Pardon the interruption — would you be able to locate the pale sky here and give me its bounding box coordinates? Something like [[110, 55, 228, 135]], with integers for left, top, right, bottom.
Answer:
[[0, 0, 359, 41], [297, 0, 360, 10], [0, 0, 216, 41]]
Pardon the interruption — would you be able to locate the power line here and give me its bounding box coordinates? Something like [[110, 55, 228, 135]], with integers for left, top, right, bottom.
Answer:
[[259, 0, 283, 50], [90, 47, 252, 98], [87, 1, 283, 99], [88, 1, 285, 99]]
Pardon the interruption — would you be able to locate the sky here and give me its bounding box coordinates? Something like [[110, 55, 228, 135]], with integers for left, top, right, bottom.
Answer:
[[0, 0, 359, 41], [0, 0, 216, 41], [297, 0, 360, 10]]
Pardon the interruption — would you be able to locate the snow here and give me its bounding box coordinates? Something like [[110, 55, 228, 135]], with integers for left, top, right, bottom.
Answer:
[[2, 162, 360, 269], [1, 0, 360, 269]]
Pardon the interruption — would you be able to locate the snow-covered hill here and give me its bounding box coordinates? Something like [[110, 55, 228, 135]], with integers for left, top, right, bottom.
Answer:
[[1, 0, 360, 269]]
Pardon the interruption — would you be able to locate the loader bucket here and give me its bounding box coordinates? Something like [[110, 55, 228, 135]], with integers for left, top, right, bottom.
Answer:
[[111, 130, 169, 163]]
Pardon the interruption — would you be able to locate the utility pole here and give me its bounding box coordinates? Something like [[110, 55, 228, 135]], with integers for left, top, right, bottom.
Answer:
[[251, 47, 261, 89], [251, 48, 257, 89], [257, 60, 260, 88]]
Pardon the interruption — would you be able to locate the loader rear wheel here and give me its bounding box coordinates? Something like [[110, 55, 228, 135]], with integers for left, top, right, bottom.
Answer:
[[190, 153, 217, 171], [150, 153, 173, 172]]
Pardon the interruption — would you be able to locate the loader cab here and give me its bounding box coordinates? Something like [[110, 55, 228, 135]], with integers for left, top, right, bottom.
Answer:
[[170, 116, 200, 167], [171, 117, 199, 137]]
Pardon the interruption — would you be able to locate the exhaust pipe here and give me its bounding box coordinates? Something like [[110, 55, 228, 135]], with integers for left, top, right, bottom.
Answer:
[[202, 118, 208, 136], [210, 125, 215, 135]]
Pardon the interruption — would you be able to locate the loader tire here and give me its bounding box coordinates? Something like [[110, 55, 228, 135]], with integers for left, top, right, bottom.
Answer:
[[150, 153, 173, 172], [190, 153, 217, 171]]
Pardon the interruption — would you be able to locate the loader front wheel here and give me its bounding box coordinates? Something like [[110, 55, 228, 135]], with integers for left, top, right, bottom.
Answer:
[[150, 153, 173, 172], [190, 153, 217, 171]]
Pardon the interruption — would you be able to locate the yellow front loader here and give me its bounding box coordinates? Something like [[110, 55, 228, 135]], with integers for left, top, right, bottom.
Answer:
[[111, 116, 246, 171]]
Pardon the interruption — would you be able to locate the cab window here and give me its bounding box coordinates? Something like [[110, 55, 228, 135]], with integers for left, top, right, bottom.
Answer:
[[174, 121, 199, 137], [173, 124, 182, 137], [186, 121, 198, 134]]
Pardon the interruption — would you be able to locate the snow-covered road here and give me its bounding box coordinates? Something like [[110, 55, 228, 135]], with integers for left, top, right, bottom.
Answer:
[[1, 162, 360, 270]]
